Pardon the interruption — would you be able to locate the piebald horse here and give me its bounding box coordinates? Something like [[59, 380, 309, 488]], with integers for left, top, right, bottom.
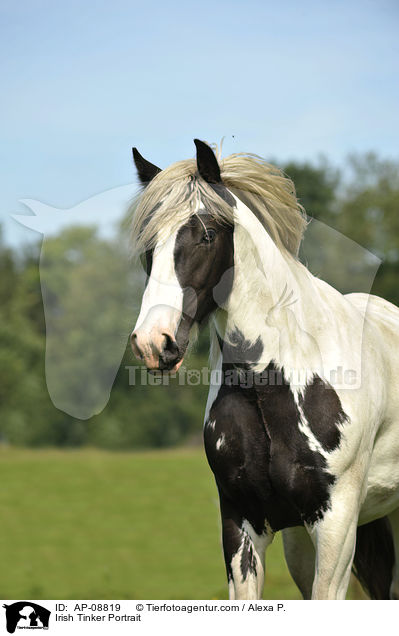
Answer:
[[130, 140, 399, 600]]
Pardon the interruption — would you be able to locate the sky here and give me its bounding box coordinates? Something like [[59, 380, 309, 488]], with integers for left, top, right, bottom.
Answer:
[[0, 0, 398, 245]]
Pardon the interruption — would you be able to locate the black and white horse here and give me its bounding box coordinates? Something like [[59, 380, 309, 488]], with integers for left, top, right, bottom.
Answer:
[[130, 140, 399, 600]]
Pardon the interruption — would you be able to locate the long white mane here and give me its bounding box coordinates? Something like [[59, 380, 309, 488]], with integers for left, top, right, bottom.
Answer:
[[130, 149, 307, 257]]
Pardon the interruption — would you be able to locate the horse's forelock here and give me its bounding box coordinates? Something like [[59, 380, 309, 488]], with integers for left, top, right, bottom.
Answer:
[[129, 150, 307, 257]]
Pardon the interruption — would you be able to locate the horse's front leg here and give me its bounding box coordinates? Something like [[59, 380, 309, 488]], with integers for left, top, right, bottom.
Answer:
[[219, 493, 273, 600], [307, 475, 363, 600]]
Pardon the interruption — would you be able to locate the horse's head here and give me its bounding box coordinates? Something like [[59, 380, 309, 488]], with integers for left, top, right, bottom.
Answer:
[[130, 140, 235, 372]]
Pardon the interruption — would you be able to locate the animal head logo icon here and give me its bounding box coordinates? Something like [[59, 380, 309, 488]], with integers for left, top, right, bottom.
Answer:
[[3, 602, 51, 633]]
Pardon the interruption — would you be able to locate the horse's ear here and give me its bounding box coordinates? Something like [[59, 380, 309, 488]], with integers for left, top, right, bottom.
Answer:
[[132, 148, 162, 185], [194, 139, 221, 183]]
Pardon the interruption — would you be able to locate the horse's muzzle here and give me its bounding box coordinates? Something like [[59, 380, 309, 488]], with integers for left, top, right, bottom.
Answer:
[[130, 330, 182, 372]]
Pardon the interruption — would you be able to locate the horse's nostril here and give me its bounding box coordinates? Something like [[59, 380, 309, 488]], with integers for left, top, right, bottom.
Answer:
[[162, 333, 179, 356], [159, 334, 180, 370], [130, 331, 143, 359], [130, 331, 139, 346]]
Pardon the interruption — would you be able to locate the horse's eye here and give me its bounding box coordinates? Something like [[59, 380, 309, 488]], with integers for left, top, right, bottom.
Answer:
[[202, 229, 216, 243]]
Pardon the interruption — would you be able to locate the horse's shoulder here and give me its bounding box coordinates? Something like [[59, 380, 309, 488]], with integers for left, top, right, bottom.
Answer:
[[345, 292, 399, 344]]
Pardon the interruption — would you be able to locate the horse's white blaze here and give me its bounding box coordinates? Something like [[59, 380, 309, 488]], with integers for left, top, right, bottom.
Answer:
[[133, 231, 184, 368]]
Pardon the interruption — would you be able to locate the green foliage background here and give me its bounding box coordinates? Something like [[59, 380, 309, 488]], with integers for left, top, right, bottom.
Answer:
[[1, 153, 398, 449]]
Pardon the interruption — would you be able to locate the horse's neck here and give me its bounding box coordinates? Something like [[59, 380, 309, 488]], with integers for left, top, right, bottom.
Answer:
[[214, 207, 326, 371]]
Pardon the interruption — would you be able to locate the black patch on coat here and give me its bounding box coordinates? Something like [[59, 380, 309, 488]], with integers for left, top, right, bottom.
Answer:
[[240, 534, 258, 581], [216, 328, 263, 369], [172, 214, 234, 361], [218, 494, 243, 582], [217, 491, 259, 583], [299, 375, 347, 452], [208, 183, 236, 208], [204, 362, 336, 535]]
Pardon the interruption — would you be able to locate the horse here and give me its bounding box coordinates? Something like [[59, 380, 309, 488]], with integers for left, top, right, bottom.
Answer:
[[129, 139, 399, 600]]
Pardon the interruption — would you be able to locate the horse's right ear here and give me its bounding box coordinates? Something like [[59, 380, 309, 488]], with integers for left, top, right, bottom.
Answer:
[[132, 148, 162, 185], [194, 139, 221, 183]]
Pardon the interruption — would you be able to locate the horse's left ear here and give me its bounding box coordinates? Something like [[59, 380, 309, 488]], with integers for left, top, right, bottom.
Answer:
[[194, 139, 221, 183], [132, 147, 162, 185]]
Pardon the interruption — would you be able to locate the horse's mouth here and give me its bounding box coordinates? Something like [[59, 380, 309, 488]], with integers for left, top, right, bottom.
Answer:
[[157, 354, 185, 374], [167, 358, 184, 374], [147, 357, 184, 375]]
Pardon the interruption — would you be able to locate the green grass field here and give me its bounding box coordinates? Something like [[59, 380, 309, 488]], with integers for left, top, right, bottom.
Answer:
[[0, 447, 365, 599]]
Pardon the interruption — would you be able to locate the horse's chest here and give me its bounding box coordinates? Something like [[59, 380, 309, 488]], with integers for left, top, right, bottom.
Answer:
[[204, 380, 336, 533]]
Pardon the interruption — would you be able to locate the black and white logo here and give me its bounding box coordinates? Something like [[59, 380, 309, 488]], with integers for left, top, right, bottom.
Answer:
[[2, 602, 50, 633]]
